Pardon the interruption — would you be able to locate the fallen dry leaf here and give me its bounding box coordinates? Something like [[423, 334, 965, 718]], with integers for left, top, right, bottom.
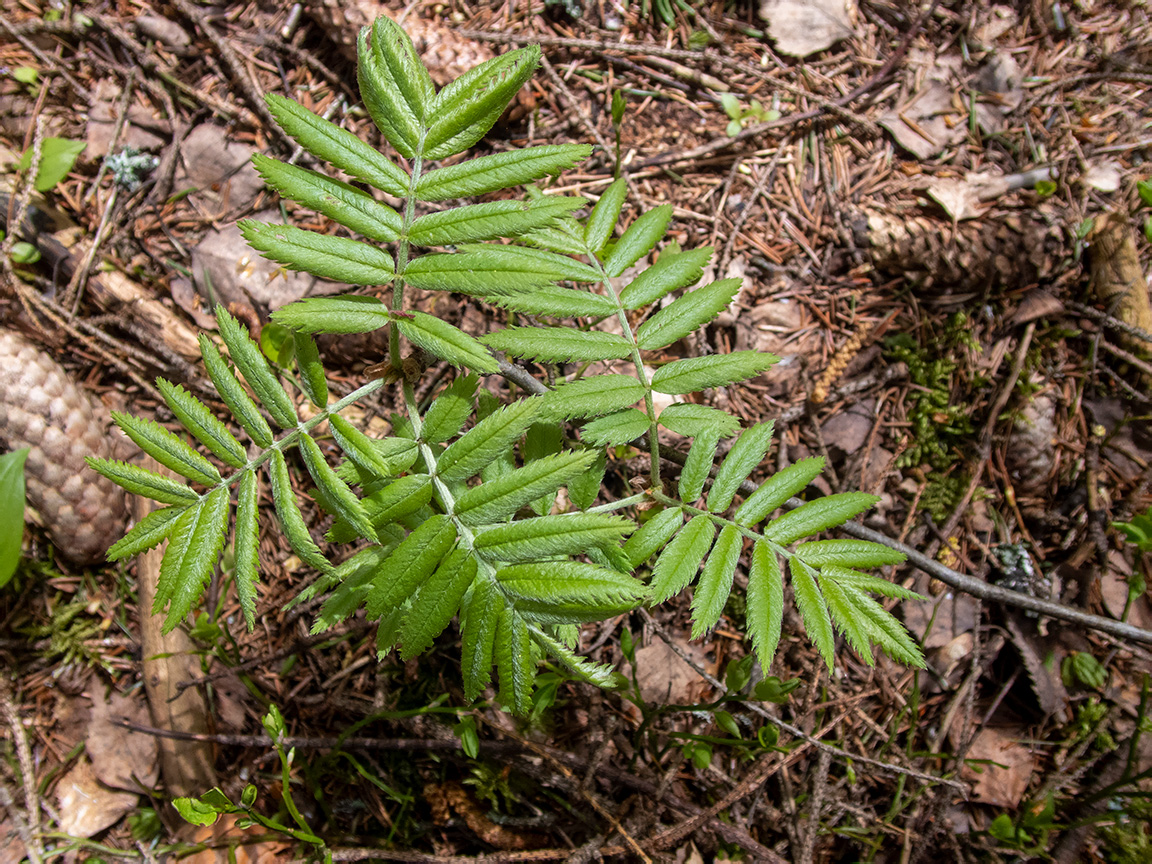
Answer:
[[903, 592, 978, 649], [180, 815, 289, 864], [758, 0, 855, 58], [55, 757, 139, 838], [86, 687, 160, 792], [630, 637, 716, 704], [961, 727, 1037, 808]]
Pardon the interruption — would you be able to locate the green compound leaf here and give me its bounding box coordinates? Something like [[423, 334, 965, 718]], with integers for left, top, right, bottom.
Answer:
[[483, 327, 633, 363], [619, 246, 713, 310], [357, 20, 423, 158], [417, 145, 592, 201], [819, 572, 876, 664], [824, 569, 921, 603], [199, 335, 273, 448], [399, 548, 477, 660], [679, 429, 720, 503], [496, 561, 644, 623], [492, 285, 617, 319], [365, 514, 457, 620], [356, 474, 434, 535], [762, 492, 879, 546], [397, 311, 498, 373], [454, 450, 596, 526], [239, 221, 394, 287], [461, 576, 502, 699], [540, 374, 645, 422], [160, 485, 230, 633], [297, 433, 377, 542], [734, 456, 824, 526], [233, 469, 260, 629], [604, 204, 673, 278], [252, 155, 402, 243], [425, 46, 541, 160], [310, 544, 394, 632], [272, 295, 392, 334], [690, 523, 743, 639], [216, 307, 298, 430], [651, 351, 778, 395], [585, 177, 627, 255], [745, 539, 784, 671], [623, 506, 683, 567], [473, 513, 633, 563], [404, 245, 599, 296], [438, 398, 540, 483], [293, 332, 328, 408], [707, 421, 774, 514], [88, 458, 199, 506], [790, 557, 834, 670], [495, 605, 533, 715], [156, 380, 248, 470], [107, 505, 182, 562], [820, 565, 922, 601], [649, 513, 716, 603], [842, 584, 925, 667], [267, 449, 333, 576], [409, 198, 586, 246], [657, 403, 741, 439], [636, 278, 741, 351], [421, 374, 478, 445], [795, 540, 907, 571], [581, 408, 650, 447], [264, 93, 408, 196], [528, 624, 617, 688], [111, 412, 220, 486]]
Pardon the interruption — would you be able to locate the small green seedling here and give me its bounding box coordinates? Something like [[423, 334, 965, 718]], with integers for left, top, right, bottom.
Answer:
[[720, 93, 780, 137], [17, 137, 85, 192]]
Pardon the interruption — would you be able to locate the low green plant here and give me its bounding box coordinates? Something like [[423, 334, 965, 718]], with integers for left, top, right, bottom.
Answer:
[[719, 93, 780, 138], [93, 18, 925, 715], [0, 447, 28, 588]]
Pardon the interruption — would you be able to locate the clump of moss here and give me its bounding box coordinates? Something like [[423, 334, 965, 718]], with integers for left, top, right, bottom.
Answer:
[[886, 312, 977, 469]]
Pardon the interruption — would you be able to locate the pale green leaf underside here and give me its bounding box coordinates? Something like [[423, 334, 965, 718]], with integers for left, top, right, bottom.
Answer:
[[88, 458, 199, 506]]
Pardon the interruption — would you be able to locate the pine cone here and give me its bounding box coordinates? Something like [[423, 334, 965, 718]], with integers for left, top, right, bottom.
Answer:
[[0, 330, 127, 563]]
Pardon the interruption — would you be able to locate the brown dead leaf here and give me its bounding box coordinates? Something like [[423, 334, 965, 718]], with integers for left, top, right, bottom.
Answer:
[[879, 79, 966, 161], [1100, 552, 1152, 630], [423, 782, 545, 850], [759, 0, 856, 58], [86, 687, 160, 791], [177, 123, 264, 209], [55, 757, 139, 838], [630, 637, 716, 704], [962, 727, 1037, 808], [903, 592, 978, 649]]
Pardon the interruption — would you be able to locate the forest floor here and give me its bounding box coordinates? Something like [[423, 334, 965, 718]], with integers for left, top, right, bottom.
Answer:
[[1, 0, 1152, 862]]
